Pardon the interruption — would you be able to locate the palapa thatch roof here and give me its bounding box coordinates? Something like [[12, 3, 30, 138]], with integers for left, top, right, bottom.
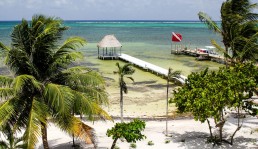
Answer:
[[97, 34, 122, 48]]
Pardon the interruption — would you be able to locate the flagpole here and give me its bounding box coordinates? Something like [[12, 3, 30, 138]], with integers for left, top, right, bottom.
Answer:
[[171, 41, 172, 54], [166, 68, 171, 136]]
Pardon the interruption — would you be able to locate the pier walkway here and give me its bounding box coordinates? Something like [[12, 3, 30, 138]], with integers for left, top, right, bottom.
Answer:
[[119, 53, 187, 84], [171, 48, 225, 63]]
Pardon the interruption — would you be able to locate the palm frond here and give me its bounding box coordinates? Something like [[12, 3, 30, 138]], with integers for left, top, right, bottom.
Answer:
[[73, 86, 108, 105], [14, 136, 26, 148], [66, 71, 106, 88], [0, 98, 15, 127], [72, 91, 110, 120], [0, 76, 13, 87], [126, 76, 134, 82], [0, 42, 10, 55], [71, 117, 96, 147], [168, 69, 181, 82], [211, 39, 232, 59], [0, 141, 8, 148], [72, 91, 94, 116], [63, 66, 92, 74], [0, 88, 14, 101], [47, 37, 86, 74], [115, 62, 121, 70], [11, 19, 31, 55], [58, 37, 86, 52], [236, 32, 258, 61], [91, 103, 112, 121], [44, 83, 74, 115], [23, 99, 47, 149], [12, 75, 41, 94], [198, 12, 221, 34], [6, 49, 37, 76], [48, 51, 84, 76], [122, 63, 135, 75]]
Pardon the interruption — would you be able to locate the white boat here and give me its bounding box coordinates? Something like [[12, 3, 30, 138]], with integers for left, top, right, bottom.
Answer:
[[197, 46, 218, 55]]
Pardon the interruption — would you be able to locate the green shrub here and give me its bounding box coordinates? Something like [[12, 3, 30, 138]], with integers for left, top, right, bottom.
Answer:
[[165, 140, 170, 144], [130, 143, 137, 148], [107, 119, 146, 149], [147, 140, 154, 146]]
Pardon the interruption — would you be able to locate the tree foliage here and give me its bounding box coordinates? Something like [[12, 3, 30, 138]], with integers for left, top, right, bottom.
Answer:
[[106, 119, 146, 149], [0, 123, 26, 149], [172, 63, 258, 144], [0, 14, 111, 149], [198, 0, 258, 64]]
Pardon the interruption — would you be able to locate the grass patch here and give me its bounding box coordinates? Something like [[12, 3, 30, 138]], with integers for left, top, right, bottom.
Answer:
[[147, 140, 154, 146], [165, 140, 171, 144], [130, 143, 137, 148]]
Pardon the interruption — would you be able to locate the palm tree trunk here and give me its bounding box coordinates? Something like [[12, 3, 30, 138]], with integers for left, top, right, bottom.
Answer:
[[72, 109, 75, 147], [41, 122, 49, 149], [120, 84, 124, 123]]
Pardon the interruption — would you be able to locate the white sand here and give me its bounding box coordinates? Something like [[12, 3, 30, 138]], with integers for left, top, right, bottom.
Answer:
[[36, 63, 258, 149], [37, 115, 258, 149]]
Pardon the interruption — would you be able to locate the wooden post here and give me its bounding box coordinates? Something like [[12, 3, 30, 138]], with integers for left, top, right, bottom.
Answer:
[[98, 47, 99, 58], [102, 48, 104, 59], [166, 68, 171, 136]]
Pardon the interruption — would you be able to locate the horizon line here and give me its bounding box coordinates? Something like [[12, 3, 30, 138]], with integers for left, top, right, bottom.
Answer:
[[0, 19, 221, 22]]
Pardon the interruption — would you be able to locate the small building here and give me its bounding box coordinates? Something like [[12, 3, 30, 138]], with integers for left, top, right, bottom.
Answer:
[[97, 34, 122, 60]]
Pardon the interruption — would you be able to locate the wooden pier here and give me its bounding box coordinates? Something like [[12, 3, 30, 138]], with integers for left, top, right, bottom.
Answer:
[[171, 47, 225, 64], [119, 53, 186, 84]]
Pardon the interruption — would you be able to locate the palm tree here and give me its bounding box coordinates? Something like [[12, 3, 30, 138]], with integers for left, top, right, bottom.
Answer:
[[165, 68, 181, 136], [198, 0, 258, 64], [114, 62, 135, 122], [0, 123, 26, 149], [0, 15, 111, 149]]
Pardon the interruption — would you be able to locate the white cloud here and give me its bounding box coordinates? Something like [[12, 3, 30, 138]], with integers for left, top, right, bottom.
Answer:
[[0, 0, 231, 20], [0, 0, 16, 6], [26, 0, 43, 8]]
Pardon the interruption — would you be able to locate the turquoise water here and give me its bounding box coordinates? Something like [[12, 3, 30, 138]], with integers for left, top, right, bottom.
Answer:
[[0, 20, 223, 77]]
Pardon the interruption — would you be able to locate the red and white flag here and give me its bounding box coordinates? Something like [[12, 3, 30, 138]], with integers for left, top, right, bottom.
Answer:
[[172, 32, 182, 42]]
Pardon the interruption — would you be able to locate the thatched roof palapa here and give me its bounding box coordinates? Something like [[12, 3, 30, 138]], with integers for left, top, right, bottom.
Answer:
[[97, 34, 122, 48]]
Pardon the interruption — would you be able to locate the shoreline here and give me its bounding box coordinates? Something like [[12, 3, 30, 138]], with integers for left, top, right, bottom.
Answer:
[[37, 116, 258, 149]]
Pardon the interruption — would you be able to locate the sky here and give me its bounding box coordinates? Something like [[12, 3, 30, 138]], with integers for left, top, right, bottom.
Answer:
[[0, 0, 257, 21]]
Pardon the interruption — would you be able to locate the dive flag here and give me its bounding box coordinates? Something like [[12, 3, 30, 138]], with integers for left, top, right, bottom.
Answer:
[[172, 32, 182, 42]]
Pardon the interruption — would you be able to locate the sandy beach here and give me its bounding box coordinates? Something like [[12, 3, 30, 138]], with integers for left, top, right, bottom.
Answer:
[[35, 64, 258, 149], [37, 116, 258, 149]]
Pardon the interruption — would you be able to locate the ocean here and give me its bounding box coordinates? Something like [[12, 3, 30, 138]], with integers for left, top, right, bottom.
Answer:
[[0, 20, 223, 77]]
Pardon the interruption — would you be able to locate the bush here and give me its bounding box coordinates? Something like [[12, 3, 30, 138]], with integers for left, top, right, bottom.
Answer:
[[130, 143, 137, 148], [107, 119, 146, 149], [147, 141, 154, 146]]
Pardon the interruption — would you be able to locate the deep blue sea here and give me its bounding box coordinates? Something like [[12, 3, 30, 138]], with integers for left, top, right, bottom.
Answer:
[[0, 20, 223, 76]]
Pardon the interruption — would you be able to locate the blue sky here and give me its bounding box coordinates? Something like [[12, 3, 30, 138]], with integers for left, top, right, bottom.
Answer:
[[0, 0, 257, 21]]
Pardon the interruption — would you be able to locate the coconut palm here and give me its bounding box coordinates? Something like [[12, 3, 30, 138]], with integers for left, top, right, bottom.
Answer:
[[198, 0, 258, 64], [114, 62, 135, 122], [0, 123, 26, 149], [0, 15, 110, 149]]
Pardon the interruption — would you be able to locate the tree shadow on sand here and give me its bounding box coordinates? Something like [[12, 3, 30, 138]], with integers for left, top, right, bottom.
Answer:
[[41, 138, 112, 149], [167, 131, 257, 149], [38, 139, 87, 149]]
